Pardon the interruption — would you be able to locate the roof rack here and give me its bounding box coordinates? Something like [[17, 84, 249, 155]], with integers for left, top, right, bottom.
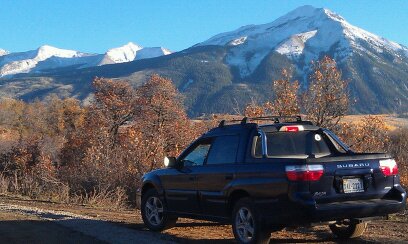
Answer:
[[218, 118, 247, 128], [218, 115, 309, 128], [246, 115, 302, 123]]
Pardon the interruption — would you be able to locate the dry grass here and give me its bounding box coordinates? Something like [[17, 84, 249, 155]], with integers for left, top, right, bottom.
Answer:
[[70, 186, 127, 210], [342, 114, 408, 131]]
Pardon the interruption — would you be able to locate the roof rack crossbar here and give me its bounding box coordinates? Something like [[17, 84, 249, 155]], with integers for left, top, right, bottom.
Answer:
[[244, 115, 302, 124], [218, 118, 245, 128], [218, 115, 303, 127]]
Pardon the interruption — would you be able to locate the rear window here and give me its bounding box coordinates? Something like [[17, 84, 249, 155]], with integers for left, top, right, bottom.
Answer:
[[254, 131, 333, 158]]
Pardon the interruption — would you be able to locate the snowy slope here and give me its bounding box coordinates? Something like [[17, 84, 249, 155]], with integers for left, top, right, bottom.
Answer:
[[97, 43, 172, 66], [103, 42, 142, 64], [135, 47, 172, 60], [0, 45, 92, 77], [0, 43, 172, 77], [0, 49, 8, 56], [198, 5, 408, 77], [275, 30, 317, 58]]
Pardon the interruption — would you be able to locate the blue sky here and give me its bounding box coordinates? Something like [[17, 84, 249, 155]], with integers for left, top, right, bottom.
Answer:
[[1, 0, 407, 53]]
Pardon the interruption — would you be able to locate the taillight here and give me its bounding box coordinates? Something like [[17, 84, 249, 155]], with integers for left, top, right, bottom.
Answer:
[[285, 164, 324, 181], [280, 125, 304, 132], [379, 159, 398, 176]]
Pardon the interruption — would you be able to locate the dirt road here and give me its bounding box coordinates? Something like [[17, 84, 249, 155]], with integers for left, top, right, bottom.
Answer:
[[0, 196, 407, 243], [0, 201, 169, 244], [0, 211, 105, 244]]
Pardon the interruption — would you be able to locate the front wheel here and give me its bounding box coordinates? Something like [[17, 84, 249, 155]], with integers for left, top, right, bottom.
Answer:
[[329, 220, 367, 239], [232, 198, 271, 244], [141, 189, 178, 231]]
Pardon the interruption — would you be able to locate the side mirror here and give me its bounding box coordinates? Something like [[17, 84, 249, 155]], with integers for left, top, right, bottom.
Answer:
[[164, 156, 178, 168]]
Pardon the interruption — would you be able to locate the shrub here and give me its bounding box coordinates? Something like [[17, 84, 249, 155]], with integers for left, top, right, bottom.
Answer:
[[388, 128, 408, 187]]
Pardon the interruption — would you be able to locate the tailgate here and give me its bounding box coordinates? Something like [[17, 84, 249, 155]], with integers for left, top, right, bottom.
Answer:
[[306, 153, 401, 204]]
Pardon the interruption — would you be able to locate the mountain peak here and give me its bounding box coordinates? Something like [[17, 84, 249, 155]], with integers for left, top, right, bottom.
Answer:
[[278, 5, 345, 21], [0, 41, 171, 77], [37, 45, 69, 54], [107, 42, 143, 52], [38, 44, 56, 50], [124, 42, 143, 49], [105, 42, 143, 63], [198, 5, 408, 78], [272, 5, 347, 28], [134, 46, 172, 60], [279, 5, 321, 19], [103, 43, 172, 63], [35, 45, 84, 60], [0, 49, 9, 56]]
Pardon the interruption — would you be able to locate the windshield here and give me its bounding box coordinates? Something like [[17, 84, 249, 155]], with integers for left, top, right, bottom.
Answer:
[[254, 131, 335, 158]]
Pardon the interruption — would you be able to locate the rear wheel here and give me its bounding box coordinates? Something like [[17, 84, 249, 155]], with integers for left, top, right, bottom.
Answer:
[[141, 188, 178, 231], [329, 220, 367, 239], [232, 198, 271, 244]]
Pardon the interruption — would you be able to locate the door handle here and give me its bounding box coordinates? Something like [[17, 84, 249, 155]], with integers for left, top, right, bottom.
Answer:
[[225, 174, 233, 180]]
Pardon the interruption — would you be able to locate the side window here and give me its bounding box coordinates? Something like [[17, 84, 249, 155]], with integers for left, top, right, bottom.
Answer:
[[181, 142, 211, 166], [252, 135, 262, 158], [206, 135, 239, 165]]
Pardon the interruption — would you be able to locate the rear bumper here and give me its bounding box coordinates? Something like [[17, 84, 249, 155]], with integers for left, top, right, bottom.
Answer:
[[311, 198, 405, 221], [260, 185, 406, 225]]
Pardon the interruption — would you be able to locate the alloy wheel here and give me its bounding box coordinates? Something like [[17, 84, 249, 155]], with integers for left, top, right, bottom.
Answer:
[[145, 196, 164, 226], [235, 207, 255, 242]]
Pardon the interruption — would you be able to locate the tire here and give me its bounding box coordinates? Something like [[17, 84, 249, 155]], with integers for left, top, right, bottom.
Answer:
[[329, 220, 367, 239], [141, 188, 178, 231], [232, 197, 271, 244]]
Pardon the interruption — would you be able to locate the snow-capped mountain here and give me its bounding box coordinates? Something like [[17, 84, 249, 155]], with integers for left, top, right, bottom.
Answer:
[[0, 6, 407, 116], [96, 42, 171, 66], [0, 45, 97, 77], [0, 49, 9, 56], [135, 47, 172, 60], [198, 5, 408, 78], [0, 43, 171, 77], [105, 42, 143, 63]]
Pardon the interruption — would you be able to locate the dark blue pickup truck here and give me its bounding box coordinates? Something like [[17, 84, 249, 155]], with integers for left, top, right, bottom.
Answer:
[[139, 116, 406, 244]]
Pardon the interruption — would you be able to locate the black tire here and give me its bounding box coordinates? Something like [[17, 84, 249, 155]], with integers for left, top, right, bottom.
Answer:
[[232, 197, 271, 244], [141, 188, 178, 231], [329, 220, 367, 239]]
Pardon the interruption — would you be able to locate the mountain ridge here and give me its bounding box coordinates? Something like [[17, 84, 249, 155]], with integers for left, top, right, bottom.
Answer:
[[197, 5, 408, 78], [0, 5, 407, 116], [0, 42, 172, 77]]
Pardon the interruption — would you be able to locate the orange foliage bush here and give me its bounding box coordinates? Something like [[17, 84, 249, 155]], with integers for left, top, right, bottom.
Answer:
[[0, 74, 199, 206], [243, 69, 299, 118], [336, 116, 407, 186], [0, 70, 407, 206], [388, 129, 408, 187], [59, 75, 200, 203], [302, 56, 349, 129], [336, 116, 390, 153], [264, 69, 300, 117]]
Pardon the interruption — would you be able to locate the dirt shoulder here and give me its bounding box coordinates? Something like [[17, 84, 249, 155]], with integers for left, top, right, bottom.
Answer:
[[0, 195, 407, 243]]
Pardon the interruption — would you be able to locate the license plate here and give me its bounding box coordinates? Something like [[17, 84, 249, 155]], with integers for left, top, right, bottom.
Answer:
[[343, 178, 364, 193]]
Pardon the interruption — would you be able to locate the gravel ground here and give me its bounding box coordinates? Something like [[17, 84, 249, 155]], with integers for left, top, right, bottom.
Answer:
[[0, 202, 171, 244], [0, 196, 407, 243]]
